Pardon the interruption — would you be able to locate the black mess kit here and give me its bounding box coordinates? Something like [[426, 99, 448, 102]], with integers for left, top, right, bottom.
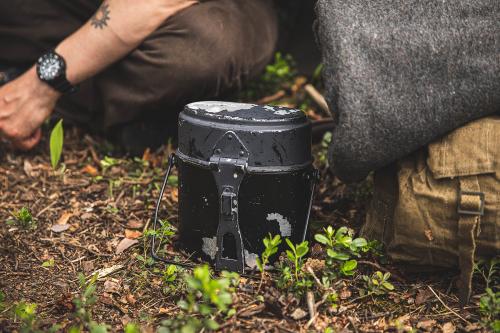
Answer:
[[151, 101, 318, 273]]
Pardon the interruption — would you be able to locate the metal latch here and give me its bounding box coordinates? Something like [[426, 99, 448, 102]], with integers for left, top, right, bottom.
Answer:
[[210, 131, 249, 273]]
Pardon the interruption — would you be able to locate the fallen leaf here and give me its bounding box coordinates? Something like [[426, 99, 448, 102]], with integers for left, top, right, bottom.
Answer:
[[417, 319, 436, 330], [116, 238, 138, 254], [51, 224, 70, 233], [126, 294, 137, 305], [81, 164, 99, 176], [158, 308, 170, 314], [415, 288, 433, 305], [104, 278, 121, 294], [57, 212, 73, 225], [93, 264, 124, 279], [23, 160, 39, 177], [290, 308, 308, 320], [82, 261, 94, 274], [442, 322, 456, 333], [424, 229, 434, 241], [100, 293, 114, 305], [339, 288, 352, 300], [125, 229, 142, 239], [126, 220, 144, 230]]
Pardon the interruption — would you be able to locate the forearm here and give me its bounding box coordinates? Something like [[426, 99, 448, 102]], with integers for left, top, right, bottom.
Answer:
[[56, 0, 197, 84]]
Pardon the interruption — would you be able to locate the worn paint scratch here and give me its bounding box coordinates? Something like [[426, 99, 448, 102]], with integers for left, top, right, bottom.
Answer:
[[266, 213, 292, 237], [244, 249, 259, 269], [189, 101, 257, 113], [202, 236, 218, 260]]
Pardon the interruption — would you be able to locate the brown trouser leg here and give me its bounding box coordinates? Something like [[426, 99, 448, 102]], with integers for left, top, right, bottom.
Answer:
[[0, 0, 278, 130]]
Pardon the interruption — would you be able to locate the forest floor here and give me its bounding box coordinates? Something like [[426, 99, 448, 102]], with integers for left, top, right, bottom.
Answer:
[[0, 55, 497, 332]]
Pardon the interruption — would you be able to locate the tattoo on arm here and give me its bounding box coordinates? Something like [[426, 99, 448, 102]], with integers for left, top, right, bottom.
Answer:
[[91, 2, 111, 29]]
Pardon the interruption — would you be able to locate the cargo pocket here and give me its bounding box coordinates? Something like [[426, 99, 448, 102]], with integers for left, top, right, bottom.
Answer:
[[426, 117, 499, 305]]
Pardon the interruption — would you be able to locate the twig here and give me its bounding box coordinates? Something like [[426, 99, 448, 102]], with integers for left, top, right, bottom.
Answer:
[[256, 90, 286, 104], [427, 286, 470, 324], [306, 291, 316, 320], [357, 260, 406, 283], [36, 201, 57, 217], [347, 316, 359, 333], [304, 84, 330, 115]]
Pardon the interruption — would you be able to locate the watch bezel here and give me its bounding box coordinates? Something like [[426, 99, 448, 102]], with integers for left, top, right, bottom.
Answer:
[[36, 51, 76, 94]]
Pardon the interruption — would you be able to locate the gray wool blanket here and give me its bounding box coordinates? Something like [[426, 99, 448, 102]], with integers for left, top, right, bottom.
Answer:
[[315, 0, 500, 182]]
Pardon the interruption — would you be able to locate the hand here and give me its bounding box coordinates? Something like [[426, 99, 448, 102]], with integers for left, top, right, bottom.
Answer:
[[0, 67, 60, 150]]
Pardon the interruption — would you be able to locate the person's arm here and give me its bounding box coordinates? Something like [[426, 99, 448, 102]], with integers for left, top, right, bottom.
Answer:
[[0, 0, 197, 150]]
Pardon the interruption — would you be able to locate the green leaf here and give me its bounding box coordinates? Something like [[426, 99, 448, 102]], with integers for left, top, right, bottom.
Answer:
[[204, 319, 220, 330], [327, 249, 350, 261], [285, 238, 294, 251], [351, 238, 368, 248], [382, 282, 394, 291], [314, 234, 329, 245], [296, 243, 309, 258], [50, 119, 64, 169], [342, 260, 357, 272]]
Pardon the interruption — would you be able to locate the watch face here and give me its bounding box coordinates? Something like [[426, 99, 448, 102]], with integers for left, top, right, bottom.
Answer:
[[37, 53, 64, 81]]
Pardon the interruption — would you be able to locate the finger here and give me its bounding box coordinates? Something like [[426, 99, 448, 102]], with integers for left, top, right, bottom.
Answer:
[[13, 128, 42, 151]]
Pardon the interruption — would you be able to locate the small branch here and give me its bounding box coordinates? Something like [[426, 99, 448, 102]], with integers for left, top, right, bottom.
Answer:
[[427, 285, 470, 324], [306, 291, 316, 320], [357, 260, 406, 283], [257, 90, 286, 104], [304, 84, 330, 115]]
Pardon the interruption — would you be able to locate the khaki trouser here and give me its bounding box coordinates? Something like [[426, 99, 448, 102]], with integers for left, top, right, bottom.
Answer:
[[0, 0, 278, 130]]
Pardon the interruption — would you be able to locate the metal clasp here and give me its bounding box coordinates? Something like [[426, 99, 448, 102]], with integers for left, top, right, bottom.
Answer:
[[457, 190, 485, 216]]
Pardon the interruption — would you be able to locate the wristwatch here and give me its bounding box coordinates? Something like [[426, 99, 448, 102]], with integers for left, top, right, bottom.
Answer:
[[36, 50, 77, 94]]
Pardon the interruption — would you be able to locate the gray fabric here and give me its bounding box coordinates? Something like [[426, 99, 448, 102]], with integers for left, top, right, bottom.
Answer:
[[315, 0, 500, 183]]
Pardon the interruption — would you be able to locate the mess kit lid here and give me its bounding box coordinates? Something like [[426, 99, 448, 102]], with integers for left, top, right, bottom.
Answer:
[[177, 101, 312, 172]]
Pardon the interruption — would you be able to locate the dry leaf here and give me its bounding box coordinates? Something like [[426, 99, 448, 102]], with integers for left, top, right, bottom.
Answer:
[[126, 294, 137, 305], [442, 322, 456, 333], [126, 220, 144, 230], [415, 288, 433, 305], [424, 229, 434, 241], [93, 264, 124, 279], [23, 160, 39, 177], [124, 229, 142, 239], [81, 164, 99, 177], [104, 278, 122, 294], [116, 238, 138, 254], [339, 288, 352, 300], [57, 212, 73, 225], [290, 308, 308, 320], [51, 224, 70, 233], [417, 319, 436, 330]]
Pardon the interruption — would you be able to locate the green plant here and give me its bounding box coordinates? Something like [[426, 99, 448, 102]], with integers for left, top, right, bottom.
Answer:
[[100, 156, 121, 171], [361, 271, 394, 296], [50, 119, 64, 169], [144, 219, 175, 245], [314, 226, 367, 280], [7, 207, 36, 229], [162, 265, 239, 332], [124, 323, 141, 333], [285, 239, 309, 281], [261, 52, 296, 89], [13, 302, 60, 333], [14, 302, 37, 333], [275, 239, 313, 296], [475, 258, 499, 290], [317, 131, 332, 166], [479, 288, 500, 332], [72, 273, 110, 332], [162, 264, 186, 295], [256, 234, 282, 290], [0, 290, 5, 311], [239, 52, 297, 100]]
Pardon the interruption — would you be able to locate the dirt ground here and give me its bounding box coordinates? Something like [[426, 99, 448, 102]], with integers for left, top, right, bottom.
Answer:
[[0, 75, 495, 332]]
